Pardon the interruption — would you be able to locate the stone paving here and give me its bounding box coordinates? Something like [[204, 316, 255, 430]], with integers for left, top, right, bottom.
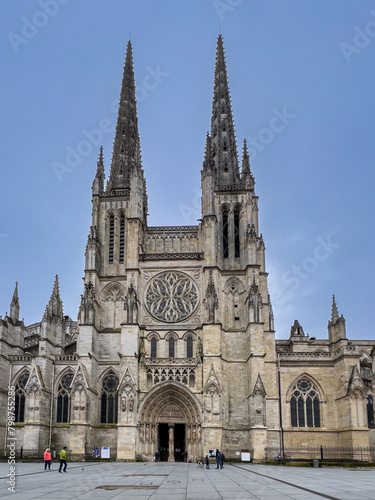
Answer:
[[0, 461, 375, 499]]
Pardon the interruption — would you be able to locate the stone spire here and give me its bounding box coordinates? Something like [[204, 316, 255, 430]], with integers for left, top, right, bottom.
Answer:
[[9, 282, 20, 322], [201, 132, 214, 179], [331, 294, 339, 322], [92, 146, 105, 195], [210, 35, 239, 186], [43, 275, 64, 323], [107, 41, 142, 192], [241, 139, 254, 187]]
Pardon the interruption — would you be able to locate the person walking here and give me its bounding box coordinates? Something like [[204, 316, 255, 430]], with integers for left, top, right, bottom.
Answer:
[[154, 450, 160, 462], [44, 448, 52, 470], [205, 454, 210, 469], [58, 447, 68, 473], [220, 452, 225, 469], [216, 449, 221, 469]]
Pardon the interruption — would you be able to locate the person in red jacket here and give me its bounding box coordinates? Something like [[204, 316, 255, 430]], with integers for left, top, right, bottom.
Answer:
[[44, 448, 52, 470]]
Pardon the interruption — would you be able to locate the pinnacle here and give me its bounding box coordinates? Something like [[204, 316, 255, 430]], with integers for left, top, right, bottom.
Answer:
[[331, 294, 339, 322]]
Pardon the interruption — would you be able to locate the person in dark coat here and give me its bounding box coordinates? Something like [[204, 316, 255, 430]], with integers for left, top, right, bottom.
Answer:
[[216, 449, 221, 469], [205, 454, 210, 469], [220, 452, 225, 469]]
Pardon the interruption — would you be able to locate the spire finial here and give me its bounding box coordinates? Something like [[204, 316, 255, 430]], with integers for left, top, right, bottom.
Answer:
[[331, 294, 339, 322]]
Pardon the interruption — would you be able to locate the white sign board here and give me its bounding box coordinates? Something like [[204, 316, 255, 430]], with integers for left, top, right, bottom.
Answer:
[[101, 447, 110, 459], [241, 452, 251, 461]]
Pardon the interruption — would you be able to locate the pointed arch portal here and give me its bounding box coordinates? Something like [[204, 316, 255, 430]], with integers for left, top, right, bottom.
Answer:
[[138, 382, 202, 462]]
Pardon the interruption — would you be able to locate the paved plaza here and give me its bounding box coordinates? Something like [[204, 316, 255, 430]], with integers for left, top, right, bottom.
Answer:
[[1, 461, 375, 500]]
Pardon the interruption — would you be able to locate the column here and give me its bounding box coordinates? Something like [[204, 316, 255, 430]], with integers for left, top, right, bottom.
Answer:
[[168, 423, 174, 462]]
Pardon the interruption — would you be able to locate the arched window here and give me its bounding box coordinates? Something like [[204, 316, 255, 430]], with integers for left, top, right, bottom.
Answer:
[[367, 395, 374, 428], [15, 372, 29, 423], [100, 372, 119, 424], [108, 215, 114, 264], [290, 378, 321, 428], [119, 215, 125, 264], [151, 337, 157, 358], [168, 337, 175, 358], [222, 207, 229, 259], [234, 207, 240, 258], [187, 337, 193, 358], [57, 371, 74, 423]]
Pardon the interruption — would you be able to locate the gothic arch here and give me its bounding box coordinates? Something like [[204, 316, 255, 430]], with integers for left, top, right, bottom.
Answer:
[[55, 366, 75, 392], [286, 373, 326, 403], [100, 282, 126, 302], [224, 277, 245, 295], [138, 381, 202, 425], [147, 331, 161, 340], [12, 368, 30, 388], [99, 366, 120, 387]]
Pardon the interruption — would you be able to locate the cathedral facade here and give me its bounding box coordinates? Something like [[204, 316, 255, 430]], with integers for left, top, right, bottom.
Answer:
[[1, 37, 374, 462]]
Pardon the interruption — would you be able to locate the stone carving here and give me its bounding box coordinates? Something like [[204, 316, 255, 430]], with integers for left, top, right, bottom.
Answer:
[[124, 281, 138, 324], [145, 271, 198, 322], [79, 276, 96, 325], [246, 273, 262, 323], [204, 270, 218, 323]]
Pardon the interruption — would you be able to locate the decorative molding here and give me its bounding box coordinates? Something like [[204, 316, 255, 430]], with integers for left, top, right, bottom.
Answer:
[[139, 252, 204, 261]]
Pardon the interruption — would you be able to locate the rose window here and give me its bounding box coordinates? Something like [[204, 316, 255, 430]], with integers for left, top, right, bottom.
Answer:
[[145, 271, 198, 322]]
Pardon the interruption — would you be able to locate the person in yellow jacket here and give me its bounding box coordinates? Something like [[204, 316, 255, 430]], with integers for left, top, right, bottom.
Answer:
[[58, 447, 68, 473]]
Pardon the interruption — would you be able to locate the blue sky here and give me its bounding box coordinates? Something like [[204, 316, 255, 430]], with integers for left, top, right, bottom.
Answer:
[[0, 0, 374, 340]]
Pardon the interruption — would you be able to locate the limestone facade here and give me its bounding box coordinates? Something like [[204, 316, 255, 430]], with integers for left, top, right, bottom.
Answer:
[[1, 37, 374, 462]]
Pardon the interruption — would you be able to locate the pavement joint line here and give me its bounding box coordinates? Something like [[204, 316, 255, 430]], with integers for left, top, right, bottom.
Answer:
[[231, 464, 342, 500], [0, 462, 102, 480]]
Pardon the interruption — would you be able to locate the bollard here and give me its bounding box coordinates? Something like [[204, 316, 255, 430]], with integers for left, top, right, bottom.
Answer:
[[313, 459, 318, 468]]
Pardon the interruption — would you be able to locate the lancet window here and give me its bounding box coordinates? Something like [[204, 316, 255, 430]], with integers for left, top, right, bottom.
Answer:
[[57, 371, 74, 423], [151, 337, 157, 358], [15, 372, 29, 423], [290, 378, 321, 428], [108, 215, 114, 264], [222, 206, 229, 259], [234, 206, 240, 258], [119, 214, 125, 264], [367, 395, 374, 428], [100, 372, 119, 424], [187, 336, 193, 358], [168, 337, 176, 358]]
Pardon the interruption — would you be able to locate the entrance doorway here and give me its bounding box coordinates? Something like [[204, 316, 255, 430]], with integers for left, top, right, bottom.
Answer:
[[158, 423, 169, 462], [157, 423, 186, 462], [174, 424, 186, 462]]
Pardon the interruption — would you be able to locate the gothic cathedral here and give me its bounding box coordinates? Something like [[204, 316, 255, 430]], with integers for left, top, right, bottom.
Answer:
[[1, 37, 374, 462]]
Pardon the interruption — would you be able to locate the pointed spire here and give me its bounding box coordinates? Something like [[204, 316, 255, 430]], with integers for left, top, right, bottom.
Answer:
[[201, 132, 214, 178], [43, 275, 64, 323], [92, 146, 105, 195], [241, 139, 254, 187], [107, 41, 142, 192], [210, 35, 239, 186], [9, 282, 20, 322], [331, 295, 339, 322]]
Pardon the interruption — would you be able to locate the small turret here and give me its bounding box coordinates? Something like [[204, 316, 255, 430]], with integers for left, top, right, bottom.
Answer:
[[92, 146, 105, 195], [9, 282, 20, 322], [43, 275, 64, 324], [241, 139, 254, 188], [328, 294, 346, 343]]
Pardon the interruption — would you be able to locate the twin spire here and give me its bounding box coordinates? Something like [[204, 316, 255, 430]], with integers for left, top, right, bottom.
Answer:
[[95, 36, 252, 192], [95, 41, 142, 194], [202, 35, 254, 187]]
